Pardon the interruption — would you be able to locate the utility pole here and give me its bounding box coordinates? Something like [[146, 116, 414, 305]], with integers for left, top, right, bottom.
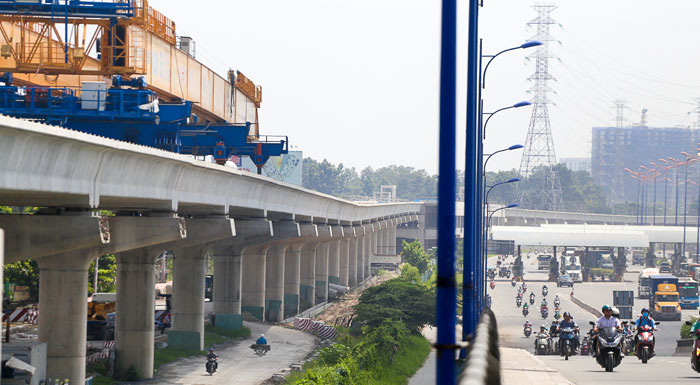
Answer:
[[518, 3, 562, 210]]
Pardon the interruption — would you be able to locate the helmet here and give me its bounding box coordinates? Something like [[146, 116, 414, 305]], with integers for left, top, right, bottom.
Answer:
[[563, 312, 570, 318], [552, 321, 557, 325], [601, 304, 612, 312], [641, 308, 650, 314], [541, 324, 548, 329], [611, 307, 620, 317], [209, 348, 214, 352], [260, 334, 265, 338]]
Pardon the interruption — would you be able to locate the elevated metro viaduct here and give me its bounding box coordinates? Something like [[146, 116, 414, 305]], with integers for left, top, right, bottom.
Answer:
[[0, 116, 423, 383]]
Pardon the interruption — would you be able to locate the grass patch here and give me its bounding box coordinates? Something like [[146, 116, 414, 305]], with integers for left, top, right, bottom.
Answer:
[[681, 317, 697, 339], [154, 325, 251, 371], [372, 334, 431, 385], [89, 376, 114, 385]]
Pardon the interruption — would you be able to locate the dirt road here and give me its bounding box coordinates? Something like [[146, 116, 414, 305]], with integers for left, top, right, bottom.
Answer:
[[149, 322, 316, 385]]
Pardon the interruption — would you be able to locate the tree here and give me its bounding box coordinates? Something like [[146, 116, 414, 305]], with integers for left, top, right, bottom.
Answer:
[[4, 260, 40, 299], [88, 255, 117, 296], [399, 264, 420, 283], [354, 279, 435, 333], [400, 240, 429, 274]]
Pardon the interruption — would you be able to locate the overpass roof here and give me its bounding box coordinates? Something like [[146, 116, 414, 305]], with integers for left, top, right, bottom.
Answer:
[[492, 224, 700, 247], [491, 225, 649, 247]]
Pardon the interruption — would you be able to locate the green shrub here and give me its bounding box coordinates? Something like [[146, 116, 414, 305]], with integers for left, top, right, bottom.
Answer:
[[681, 317, 698, 339], [354, 279, 435, 333]]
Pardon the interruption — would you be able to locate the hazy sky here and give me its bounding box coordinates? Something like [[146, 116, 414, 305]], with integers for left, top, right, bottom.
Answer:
[[149, 0, 700, 174]]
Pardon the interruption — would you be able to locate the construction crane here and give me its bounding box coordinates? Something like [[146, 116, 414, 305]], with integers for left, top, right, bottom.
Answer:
[[0, 0, 287, 171]]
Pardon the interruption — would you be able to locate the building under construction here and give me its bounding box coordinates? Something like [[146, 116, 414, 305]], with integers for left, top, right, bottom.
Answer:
[[591, 125, 700, 204]]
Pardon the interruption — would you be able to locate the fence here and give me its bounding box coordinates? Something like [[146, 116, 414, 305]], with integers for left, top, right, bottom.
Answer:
[[457, 307, 501, 385]]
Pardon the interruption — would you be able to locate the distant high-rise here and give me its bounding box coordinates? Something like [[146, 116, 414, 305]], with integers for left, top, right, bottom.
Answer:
[[591, 126, 700, 204], [560, 157, 591, 173]]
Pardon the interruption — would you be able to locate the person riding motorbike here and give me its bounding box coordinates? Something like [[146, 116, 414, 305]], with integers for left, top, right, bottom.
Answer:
[[256, 334, 268, 345], [542, 285, 548, 296], [558, 312, 580, 352], [207, 348, 218, 371], [523, 320, 533, 336], [490, 280, 495, 289], [535, 325, 551, 353], [554, 294, 561, 307], [592, 304, 622, 357], [549, 320, 559, 337], [634, 308, 656, 345]]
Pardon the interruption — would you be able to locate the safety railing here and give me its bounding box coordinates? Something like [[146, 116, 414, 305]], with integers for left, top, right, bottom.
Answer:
[[458, 307, 501, 385]]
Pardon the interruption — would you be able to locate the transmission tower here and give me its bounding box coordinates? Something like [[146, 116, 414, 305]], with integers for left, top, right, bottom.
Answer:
[[518, 2, 562, 210], [614, 99, 627, 128]]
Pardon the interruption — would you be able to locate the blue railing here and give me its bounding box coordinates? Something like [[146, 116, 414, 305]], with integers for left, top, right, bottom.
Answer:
[[0, 0, 135, 18]]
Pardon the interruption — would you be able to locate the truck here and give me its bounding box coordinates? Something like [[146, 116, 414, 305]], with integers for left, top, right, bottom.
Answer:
[[537, 255, 552, 270], [648, 275, 681, 321], [637, 267, 660, 299]]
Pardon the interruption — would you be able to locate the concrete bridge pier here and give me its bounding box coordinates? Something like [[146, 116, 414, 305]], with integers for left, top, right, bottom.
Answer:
[[348, 232, 358, 287], [212, 249, 243, 330], [388, 219, 397, 254], [364, 224, 373, 278], [315, 242, 329, 304], [265, 245, 286, 322], [284, 244, 302, 318], [299, 243, 317, 311], [328, 237, 341, 285], [382, 221, 391, 255], [241, 245, 268, 321], [171, 245, 207, 350], [37, 250, 94, 384], [339, 238, 351, 286], [356, 227, 366, 282], [114, 248, 157, 379]]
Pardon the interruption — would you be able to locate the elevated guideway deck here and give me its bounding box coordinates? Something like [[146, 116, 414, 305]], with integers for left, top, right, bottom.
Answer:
[[0, 115, 422, 384]]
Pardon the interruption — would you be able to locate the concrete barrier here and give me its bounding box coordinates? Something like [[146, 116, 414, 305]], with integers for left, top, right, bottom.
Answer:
[[675, 338, 694, 356], [571, 295, 602, 318]]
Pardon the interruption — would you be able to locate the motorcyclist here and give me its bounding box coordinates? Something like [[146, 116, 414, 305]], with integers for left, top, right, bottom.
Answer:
[[558, 312, 580, 352], [524, 320, 533, 329], [541, 298, 548, 309], [554, 294, 561, 307], [530, 291, 536, 300], [592, 304, 622, 356], [256, 333, 268, 345], [542, 284, 548, 295], [207, 348, 218, 370], [549, 320, 558, 337], [536, 325, 551, 352], [690, 309, 700, 335]]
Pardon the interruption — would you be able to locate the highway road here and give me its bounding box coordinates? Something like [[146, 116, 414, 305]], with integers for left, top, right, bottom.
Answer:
[[489, 252, 700, 384]]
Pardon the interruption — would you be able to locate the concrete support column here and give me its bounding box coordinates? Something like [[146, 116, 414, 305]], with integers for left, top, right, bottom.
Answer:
[[300, 243, 317, 311], [38, 250, 94, 384], [115, 249, 157, 379], [315, 242, 329, 303], [357, 235, 366, 282], [388, 220, 397, 255], [241, 246, 267, 321], [371, 226, 378, 259], [265, 246, 286, 322], [348, 236, 358, 287], [171, 245, 207, 350], [284, 244, 302, 318], [382, 225, 390, 255], [364, 228, 373, 277], [212, 252, 243, 330], [339, 238, 350, 286], [328, 240, 341, 285]]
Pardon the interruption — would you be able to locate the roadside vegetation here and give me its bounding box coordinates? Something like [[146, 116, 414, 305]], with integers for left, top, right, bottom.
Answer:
[[681, 317, 697, 339], [288, 241, 435, 384]]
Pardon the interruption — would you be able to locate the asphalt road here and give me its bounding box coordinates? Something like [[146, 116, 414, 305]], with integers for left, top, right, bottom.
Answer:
[[489, 252, 700, 383]]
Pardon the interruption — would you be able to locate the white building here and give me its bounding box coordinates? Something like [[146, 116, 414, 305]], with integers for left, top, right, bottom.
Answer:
[[560, 157, 591, 173]]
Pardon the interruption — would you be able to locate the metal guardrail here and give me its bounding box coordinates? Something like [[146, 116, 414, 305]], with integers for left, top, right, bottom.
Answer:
[[458, 307, 501, 385]]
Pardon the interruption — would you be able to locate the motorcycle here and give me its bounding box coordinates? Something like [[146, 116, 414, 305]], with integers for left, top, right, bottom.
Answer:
[[542, 287, 548, 297], [541, 307, 549, 319], [511, 279, 517, 287], [554, 299, 561, 308], [206, 357, 217, 375], [635, 323, 659, 364], [486, 294, 492, 308], [535, 332, 550, 355], [590, 321, 624, 372], [559, 327, 577, 360], [581, 335, 591, 356], [553, 310, 561, 321], [529, 295, 535, 305], [622, 326, 635, 355], [686, 321, 700, 372], [523, 307, 529, 316], [524, 325, 533, 338], [490, 281, 495, 290], [522, 283, 527, 292], [516, 297, 522, 307], [250, 343, 271, 357]]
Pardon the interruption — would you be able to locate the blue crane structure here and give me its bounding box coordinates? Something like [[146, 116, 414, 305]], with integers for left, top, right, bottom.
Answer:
[[0, 1, 288, 172]]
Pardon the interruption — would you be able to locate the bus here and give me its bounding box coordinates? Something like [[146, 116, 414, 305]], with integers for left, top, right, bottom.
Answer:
[[638, 267, 660, 299], [678, 277, 699, 309]]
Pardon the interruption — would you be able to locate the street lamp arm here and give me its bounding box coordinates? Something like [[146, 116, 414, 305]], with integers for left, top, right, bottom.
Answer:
[[482, 47, 520, 89]]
